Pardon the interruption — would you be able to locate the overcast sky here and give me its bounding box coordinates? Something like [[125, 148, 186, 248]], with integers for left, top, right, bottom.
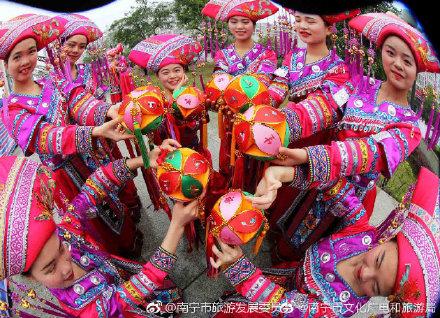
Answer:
[[0, 0, 138, 31], [0, 1, 416, 34]]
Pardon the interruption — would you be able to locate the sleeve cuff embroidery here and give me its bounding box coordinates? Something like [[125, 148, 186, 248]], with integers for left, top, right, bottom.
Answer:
[[150, 247, 177, 274], [223, 255, 256, 287]]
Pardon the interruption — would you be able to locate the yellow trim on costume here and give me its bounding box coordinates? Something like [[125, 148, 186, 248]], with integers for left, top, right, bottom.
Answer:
[[123, 281, 143, 303], [359, 140, 369, 173], [268, 287, 285, 305]]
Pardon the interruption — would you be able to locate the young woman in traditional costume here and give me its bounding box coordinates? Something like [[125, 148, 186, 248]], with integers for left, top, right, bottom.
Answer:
[[254, 12, 438, 263], [201, 0, 279, 189], [266, 10, 362, 257], [0, 139, 198, 318], [129, 34, 207, 152], [56, 14, 107, 99], [56, 13, 143, 224], [211, 166, 440, 318], [0, 14, 142, 258]]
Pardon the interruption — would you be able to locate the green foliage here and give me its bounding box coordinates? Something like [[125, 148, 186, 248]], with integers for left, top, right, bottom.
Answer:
[[107, 0, 175, 50], [173, 0, 207, 34], [379, 160, 417, 202]]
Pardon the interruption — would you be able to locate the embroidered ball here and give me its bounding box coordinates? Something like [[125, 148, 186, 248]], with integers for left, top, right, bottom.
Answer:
[[156, 148, 210, 202], [172, 86, 205, 121], [205, 73, 233, 106], [119, 85, 165, 134], [223, 74, 270, 113], [208, 190, 268, 246], [233, 105, 290, 160]]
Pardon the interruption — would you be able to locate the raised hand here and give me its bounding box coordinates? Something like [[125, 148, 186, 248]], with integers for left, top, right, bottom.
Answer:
[[209, 238, 243, 269], [149, 139, 181, 168], [249, 166, 295, 209], [92, 118, 134, 142], [174, 74, 189, 92], [272, 147, 309, 166]]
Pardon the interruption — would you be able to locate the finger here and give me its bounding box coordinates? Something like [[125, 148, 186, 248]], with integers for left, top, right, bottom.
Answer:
[[248, 195, 273, 206], [166, 139, 181, 148], [216, 239, 232, 252], [209, 257, 221, 269], [108, 117, 122, 126], [267, 181, 282, 191], [118, 134, 135, 140], [212, 245, 223, 258], [185, 199, 199, 209]]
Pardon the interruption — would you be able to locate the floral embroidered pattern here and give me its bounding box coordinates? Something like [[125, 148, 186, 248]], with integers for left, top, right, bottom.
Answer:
[[150, 247, 177, 273], [223, 255, 256, 286]]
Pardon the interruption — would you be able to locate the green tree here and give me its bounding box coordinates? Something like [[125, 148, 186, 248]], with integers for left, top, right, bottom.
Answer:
[[107, 0, 175, 51], [173, 0, 207, 34]]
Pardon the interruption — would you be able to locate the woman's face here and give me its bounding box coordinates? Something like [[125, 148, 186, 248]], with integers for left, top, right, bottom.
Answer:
[[338, 240, 398, 297], [6, 38, 38, 83], [157, 63, 185, 91], [29, 232, 76, 289], [63, 34, 88, 64], [381, 35, 417, 92], [294, 12, 331, 45], [228, 16, 255, 41]]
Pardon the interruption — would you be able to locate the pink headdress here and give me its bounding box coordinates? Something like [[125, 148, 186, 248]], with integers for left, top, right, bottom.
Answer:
[[57, 13, 103, 43], [391, 167, 440, 317], [129, 34, 202, 73], [201, 0, 278, 22], [0, 14, 65, 60], [0, 156, 56, 279]]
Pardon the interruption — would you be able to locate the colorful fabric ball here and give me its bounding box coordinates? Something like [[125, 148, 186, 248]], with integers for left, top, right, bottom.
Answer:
[[223, 74, 271, 113], [209, 190, 268, 245], [157, 148, 210, 202], [233, 105, 290, 160], [118, 85, 165, 134], [172, 86, 205, 120], [205, 73, 233, 104]]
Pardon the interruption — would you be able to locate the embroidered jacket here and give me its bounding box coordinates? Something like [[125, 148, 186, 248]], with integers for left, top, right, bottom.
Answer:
[[48, 160, 179, 318], [3, 76, 110, 164], [223, 204, 391, 317], [269, 48, 347, 107], [214, 43, 277, 87], [1, 77, 132, 235], [279, 79, 421, 250]]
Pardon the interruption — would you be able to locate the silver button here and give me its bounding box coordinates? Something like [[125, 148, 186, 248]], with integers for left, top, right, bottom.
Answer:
[[298, 51, 304, 57], [296, 62, 303, 70], [80, 255, 90, 266], [42, 102, 48, 108], [368, 180, 375, 189], [27, 100, 34, 105], [321, 252, 331, 263], [362, 235, 372, 246], [73, 284, 85, 295], [91, 275, 101, 285], [373, 106, 378, 112], [237, 63, 244, 69], [312, 65, 321, 73], [404, 110, 412, 117], [11, 97, 18, 103], [369, 77, 375, 85], [388, 105, 396, 116], [339, 290, 350, 302], [325, 273, 335, 282], [354, 99, 363, 108]]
